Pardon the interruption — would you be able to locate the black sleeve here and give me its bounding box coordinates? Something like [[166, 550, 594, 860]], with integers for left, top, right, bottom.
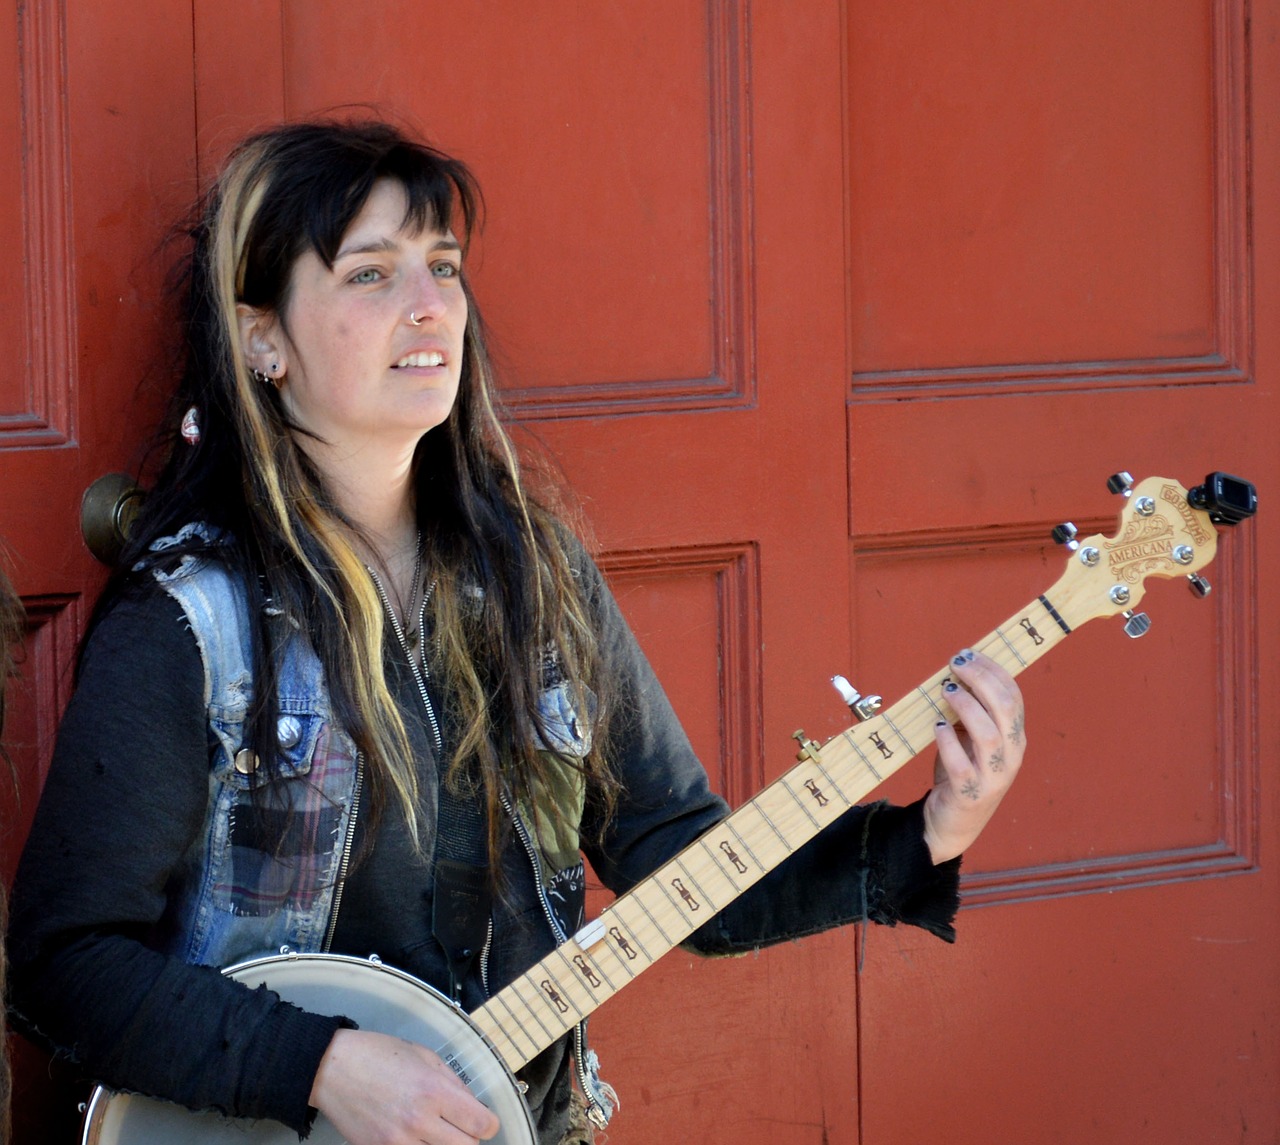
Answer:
[[577, 553, 961, 950], [7, 590, 346, 1133]]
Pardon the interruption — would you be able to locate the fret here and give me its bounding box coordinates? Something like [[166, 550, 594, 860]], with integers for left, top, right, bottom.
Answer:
[[750, 795, 794, 853], [525, 969, 578, 1028], [672, 854, 720, 915], [840, 729, 883, 781], [812, 755, 853, 806], [550, 946, 599, 1011], [607, 917, 650, 965], [881, 712, 916, 755], [573, 947, 615, 993], [665, 874, 704, 917], [484, 986, 548, 1063], [723, 820, 766, 874], [915, 684, 948, 722], [472, 1012, 523, 1071], [631, 884, 680, 947], [780, 776, 823, 829], [605, 899, 657, 963], [654, 871, 698, 922], [993, 624, 1027, 668], [697, 834, 748, 890]]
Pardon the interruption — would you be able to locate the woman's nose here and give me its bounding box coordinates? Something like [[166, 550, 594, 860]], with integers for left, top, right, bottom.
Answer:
[[406, 271, 449, 324]]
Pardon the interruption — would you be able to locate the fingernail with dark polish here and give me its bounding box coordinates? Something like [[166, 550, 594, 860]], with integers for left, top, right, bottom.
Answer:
[[952, 653, 966, 667], [935, 719, 948, 727], [963, 648, 976, 662], [943, 681, 959, 693]]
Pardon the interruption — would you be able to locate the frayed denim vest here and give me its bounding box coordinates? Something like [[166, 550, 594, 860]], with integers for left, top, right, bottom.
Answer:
[[151, 527, 361, 967], [147, 526, 617, 1127]]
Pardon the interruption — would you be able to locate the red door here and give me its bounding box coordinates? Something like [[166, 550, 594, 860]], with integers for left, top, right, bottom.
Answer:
[[0, 1, 201, 1137], [4, 2, 1275, 1142]]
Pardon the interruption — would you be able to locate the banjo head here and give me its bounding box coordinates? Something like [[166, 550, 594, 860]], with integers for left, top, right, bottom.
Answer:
[[82, 952, 538, 1145]]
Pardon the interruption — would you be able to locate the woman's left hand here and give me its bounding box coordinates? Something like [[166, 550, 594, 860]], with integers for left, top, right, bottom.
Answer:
[[922, 649, 1026, 864]]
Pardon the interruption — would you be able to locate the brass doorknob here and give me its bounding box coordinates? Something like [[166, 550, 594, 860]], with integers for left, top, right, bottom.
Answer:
[[81, 473, 145, 565]]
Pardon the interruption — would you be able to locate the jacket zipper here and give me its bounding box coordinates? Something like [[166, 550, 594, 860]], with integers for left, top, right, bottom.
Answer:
[[372, 573, 443, 756], [478, 917, 495, 998], [322, 751, 364, 953]]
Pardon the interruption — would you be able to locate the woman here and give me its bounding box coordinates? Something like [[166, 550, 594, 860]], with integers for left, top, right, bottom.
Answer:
[[8, 120, 1024, 1145]]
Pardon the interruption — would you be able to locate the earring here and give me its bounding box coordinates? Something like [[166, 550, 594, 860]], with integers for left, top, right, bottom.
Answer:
[[409, 312, 422, 326], [180, 405, 201, 446]]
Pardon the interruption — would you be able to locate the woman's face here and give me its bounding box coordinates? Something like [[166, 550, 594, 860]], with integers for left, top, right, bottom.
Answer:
[[248, 178, 469, 463]]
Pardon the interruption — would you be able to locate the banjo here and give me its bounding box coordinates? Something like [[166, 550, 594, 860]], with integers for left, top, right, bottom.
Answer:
[[82, 472, 1256, 1144]]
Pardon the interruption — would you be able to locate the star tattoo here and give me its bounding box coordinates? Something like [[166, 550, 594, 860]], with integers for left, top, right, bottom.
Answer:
[[1008, 710, 1025, 747]]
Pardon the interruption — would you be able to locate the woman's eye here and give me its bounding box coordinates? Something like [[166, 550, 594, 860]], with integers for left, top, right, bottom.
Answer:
[[350, 267, 383, 284], [431, 261, 461, 279]]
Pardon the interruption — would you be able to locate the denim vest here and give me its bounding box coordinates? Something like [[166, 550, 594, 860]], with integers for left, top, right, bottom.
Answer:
[[151, 527, 361, 967], [149, 527, 617, 1126]]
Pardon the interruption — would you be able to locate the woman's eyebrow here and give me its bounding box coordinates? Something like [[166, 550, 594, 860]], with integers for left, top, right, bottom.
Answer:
[[335, 235, 463, 260], [334, 236, 399, 260]]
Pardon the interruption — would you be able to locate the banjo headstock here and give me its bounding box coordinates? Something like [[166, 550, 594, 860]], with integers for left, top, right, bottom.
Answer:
[[1046, 471, 1256, 635]]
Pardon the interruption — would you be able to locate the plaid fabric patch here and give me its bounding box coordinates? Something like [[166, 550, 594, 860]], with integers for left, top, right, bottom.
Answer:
[[214, 724, 357, 916]]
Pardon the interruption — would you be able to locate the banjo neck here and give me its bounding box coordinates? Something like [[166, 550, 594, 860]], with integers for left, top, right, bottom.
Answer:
[[471, 592, 1060, 1071]]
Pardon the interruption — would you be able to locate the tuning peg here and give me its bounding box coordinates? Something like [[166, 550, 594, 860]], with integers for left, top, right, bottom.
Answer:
[[1106, 471, 1135, 497], [1052, 522, 1079, 551], [1188, 574, 1212, 598], [831, 675, 882, 721], [1122, 610, 1151, 639]]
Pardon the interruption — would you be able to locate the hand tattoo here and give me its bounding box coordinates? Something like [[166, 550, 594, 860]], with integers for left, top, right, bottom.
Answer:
[[960, 777, 981, 801], [1008, 710, 1025, 747], [989, 746, 1006, 772]]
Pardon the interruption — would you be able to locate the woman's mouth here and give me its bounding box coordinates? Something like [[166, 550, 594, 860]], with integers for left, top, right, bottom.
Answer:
[[393, 351, 445, 368]]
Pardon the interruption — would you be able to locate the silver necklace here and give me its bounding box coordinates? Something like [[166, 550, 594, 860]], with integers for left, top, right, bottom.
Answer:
[[366, 533, 424, 646]]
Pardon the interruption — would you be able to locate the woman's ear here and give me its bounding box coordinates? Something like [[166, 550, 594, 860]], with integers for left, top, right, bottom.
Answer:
[[236, 303, 288, 381]]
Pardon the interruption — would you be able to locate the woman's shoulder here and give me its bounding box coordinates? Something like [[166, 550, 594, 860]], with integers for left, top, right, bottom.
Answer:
[[86, 522, 248, 677], [80, 581, 204, 698]]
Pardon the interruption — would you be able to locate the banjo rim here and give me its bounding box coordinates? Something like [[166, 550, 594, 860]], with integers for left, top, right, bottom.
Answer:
[[80, 950, 539, 1145]]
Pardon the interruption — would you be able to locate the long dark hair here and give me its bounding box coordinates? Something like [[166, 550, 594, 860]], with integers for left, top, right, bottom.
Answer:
[[100, 118, 617, 864]]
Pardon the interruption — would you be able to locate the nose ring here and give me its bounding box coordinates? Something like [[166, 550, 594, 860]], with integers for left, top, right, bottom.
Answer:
[[409, 311, 422, 326]]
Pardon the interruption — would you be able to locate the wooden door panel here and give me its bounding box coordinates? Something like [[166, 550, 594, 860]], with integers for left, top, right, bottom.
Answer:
[[862, 883, 1275, 1143], [847, 1, 1275, 1141], [254, 0, 753, 417], [847, 0, 1233, 381]]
